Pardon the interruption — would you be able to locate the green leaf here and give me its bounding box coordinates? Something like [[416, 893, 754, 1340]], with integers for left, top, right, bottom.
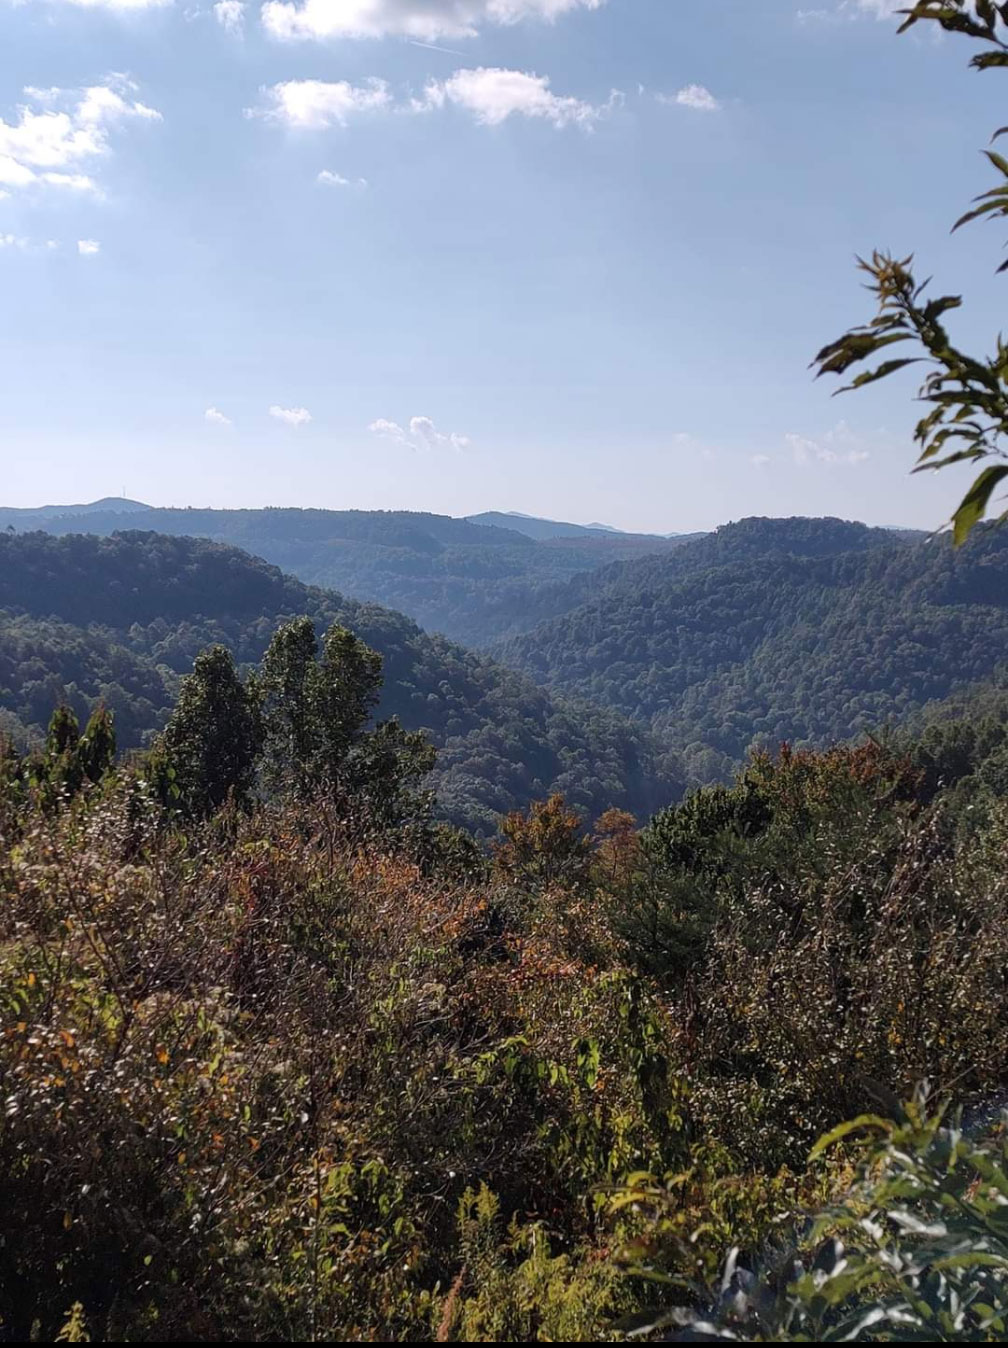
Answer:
[[972, 51, 1008, 70], [952, 464, 1008, 544], [841, 358, 924, 391], [809, 1114, 893, 1161]]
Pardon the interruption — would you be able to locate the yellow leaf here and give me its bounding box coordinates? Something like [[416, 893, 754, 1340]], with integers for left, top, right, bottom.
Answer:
[[63, 1211, 72, 1230]]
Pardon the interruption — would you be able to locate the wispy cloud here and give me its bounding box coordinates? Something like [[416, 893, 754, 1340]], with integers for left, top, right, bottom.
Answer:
[[786, 422, 871, 467], [261, 0, 605, 43], [369, 415, 471, 452], [419, 67, 619, 128], [255, 79, 391, 128], [257, 70, 614, 132], [0, 78, 160, 199], [270, 404, 312, 426], [658, 84, 722, 112], [317, 168, 368, 187], [77, 239, 101, 256], [214, 0, 246, 34], [798, 0, 903, 22], [205, 406, 233, 426]]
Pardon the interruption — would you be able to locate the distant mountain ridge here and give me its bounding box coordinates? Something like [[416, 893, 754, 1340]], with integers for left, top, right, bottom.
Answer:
[[0, 497, 151, 523], [0, 529, 681, 833], [0, 500, 686, 646], [493, 516, 1007, 784], [464, 510, 677, 542]]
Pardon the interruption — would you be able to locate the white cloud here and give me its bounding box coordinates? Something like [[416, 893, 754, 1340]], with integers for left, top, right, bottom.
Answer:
[[421, 67, 616, 128], [214, 0, 246, 32], [798, 0, 903, 20], [368, 417, 408, 443], [369, 415, 470, 451], [0, 235, 67, 251], [317, 168, 367, 187], [786, 423, 870, 467], [0, 157, 37, 188], [76, 84, 161, 127], [257, 78, 391, 128], [258, 68, 611, 132], [261, 0, 604, 43], [0, 79, 161, 198], [661, 84, 721, 112], [77, 239, 101, 255], [44, 172, 100, 191], [751, 454, 771, 468], [270, 404, 312, 426], [205, 406, 233, 426]]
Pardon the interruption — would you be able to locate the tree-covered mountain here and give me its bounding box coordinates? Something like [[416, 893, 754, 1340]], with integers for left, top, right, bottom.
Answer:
[[494, 517, 1007, 783], [0, 501, 685, 647], [463, 509, 685, 543], [0, 530, 681, 833]]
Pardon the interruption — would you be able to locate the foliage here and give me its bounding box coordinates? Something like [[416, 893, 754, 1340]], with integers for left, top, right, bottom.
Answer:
[[493, 793, 594, 892], [148, 645, 262, 818], [0, 503, 685, 648], [0, 530, 681, 834], [0, 776, 690, 1340], [812, 1, 1008, 543], [1, 706, 1006, 1340], [497, 518, 1008, 784], [624, 1089, 1008, 1341]]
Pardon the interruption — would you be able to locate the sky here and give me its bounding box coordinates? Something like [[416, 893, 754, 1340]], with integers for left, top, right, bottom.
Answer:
[[0, 0, 1004, 532]]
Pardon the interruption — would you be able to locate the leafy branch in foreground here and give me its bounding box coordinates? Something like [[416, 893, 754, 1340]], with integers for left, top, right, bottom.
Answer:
[[813, 1, 1008, 545], [618, 1088, 1008, 1341]]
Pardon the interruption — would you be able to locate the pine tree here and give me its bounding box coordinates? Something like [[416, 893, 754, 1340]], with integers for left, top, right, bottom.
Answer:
[[150, 646, 262, 818]]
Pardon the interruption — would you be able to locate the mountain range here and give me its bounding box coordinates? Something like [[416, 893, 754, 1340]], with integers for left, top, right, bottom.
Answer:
[[2, 504, 1004, 821], [0, 529, 680, 833], [0, 500, 688, 647]]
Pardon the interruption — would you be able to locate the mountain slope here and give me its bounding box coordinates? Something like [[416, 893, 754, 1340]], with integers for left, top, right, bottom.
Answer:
[[0, 530, 681, 832], [494, 518, 1008, 782], [0, 502, 682, 646], [464, 510, 670, 542]]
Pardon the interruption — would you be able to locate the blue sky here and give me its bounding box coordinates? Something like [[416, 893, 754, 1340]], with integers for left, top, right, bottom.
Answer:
[[0, 0, 1003, 531]]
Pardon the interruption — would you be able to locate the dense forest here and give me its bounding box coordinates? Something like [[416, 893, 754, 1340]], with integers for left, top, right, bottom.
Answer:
[[4, 519, 1002, 811], [0, 501, 685, 648], [495, 517, 1008, 783], [7, 0, 1008, 1338], [0, 530, 680, 834], [3, 523, 1008, 1340], [3, 639, 1008, 1340]]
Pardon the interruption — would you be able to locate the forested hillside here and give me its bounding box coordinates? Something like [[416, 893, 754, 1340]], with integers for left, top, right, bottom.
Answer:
[[495, 518, 1007, 783], [0, 501, 683, 647], [0, 531, 680, 832], [5, 675, 1008, 1341]]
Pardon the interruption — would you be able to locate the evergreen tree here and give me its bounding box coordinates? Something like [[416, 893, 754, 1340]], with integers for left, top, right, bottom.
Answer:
[[151, 645, 262, 819], [77, 705, 116, 785], [257, 617, 384, 800]]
